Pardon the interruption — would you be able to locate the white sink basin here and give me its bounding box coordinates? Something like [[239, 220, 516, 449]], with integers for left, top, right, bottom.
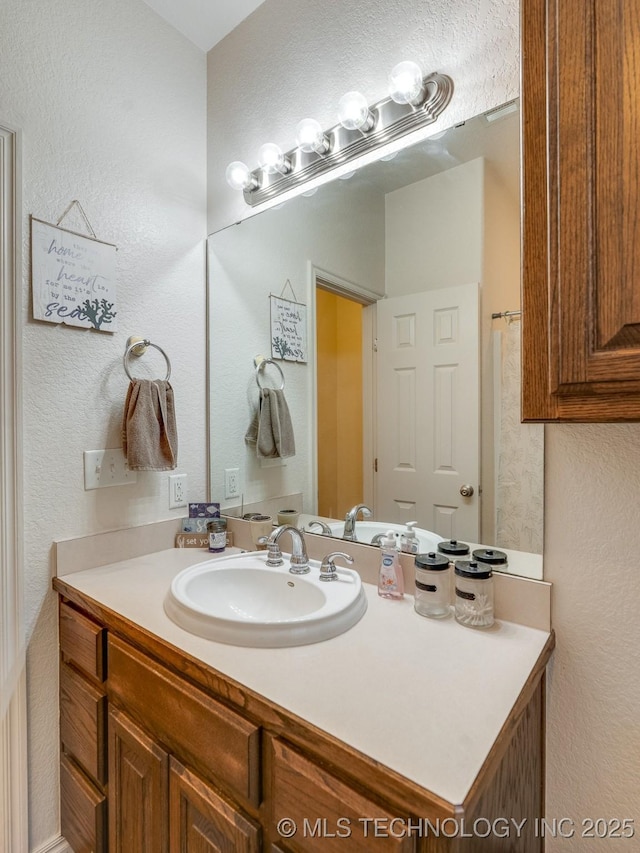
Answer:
[[164, 551, 367, 647], [328, 521, 441, 552]]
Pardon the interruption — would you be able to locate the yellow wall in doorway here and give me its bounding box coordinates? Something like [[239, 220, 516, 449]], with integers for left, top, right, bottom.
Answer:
[[316, 289, 363, 518]]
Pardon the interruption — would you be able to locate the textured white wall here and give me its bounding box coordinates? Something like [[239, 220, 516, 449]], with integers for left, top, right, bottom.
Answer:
[[0, 0, 207, 847], [544, 425, 640, 850], [385, 159, 484, 294], [208, 0, 640, 847]]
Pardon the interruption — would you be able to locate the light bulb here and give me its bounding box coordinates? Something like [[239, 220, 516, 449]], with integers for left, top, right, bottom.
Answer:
[[338, 91, 375, 132], [225, 161, 257, 191], [295, 118, 330, 154], [388, 61, 424, 105], [258, 143, 291, 175]]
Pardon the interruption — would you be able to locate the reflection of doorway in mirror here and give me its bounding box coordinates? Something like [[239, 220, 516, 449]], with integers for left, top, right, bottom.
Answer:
[[375, 283, 480, 541], [316, 288, 364, 519]]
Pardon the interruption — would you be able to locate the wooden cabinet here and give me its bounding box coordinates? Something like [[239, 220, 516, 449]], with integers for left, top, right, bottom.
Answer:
[[108, 707, 168, 852], [57, 597, 548, 853], [267, 738, 415, 853], [522, 0, 640, 420], [108, 634, 260, 809], [59, 601, 107, 853], [169, 757, 260, 853]]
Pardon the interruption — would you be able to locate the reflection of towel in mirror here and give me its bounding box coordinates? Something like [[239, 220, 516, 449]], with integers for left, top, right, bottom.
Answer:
[[245, 388, 295, 459], [122, 379, 178, 471]]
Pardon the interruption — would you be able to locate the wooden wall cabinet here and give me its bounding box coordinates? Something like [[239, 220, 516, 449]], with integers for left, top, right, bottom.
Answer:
[[522, 0, 640, 420], [58, 596, 547, 852]]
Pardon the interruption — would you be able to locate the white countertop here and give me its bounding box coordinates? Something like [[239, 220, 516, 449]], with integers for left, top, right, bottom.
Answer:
[[58, 547, 551, 806]]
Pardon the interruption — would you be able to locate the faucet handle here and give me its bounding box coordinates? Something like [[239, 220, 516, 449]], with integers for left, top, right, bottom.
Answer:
[[305, 520, 332, 535], [264, 539, 284, 567], [319, 551, 354, 582]]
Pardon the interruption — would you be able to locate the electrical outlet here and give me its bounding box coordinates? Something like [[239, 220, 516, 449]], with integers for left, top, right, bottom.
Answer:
[[169, 473, 188, 509], [224, 467, 240, 499], [84, 449, 137, 490]]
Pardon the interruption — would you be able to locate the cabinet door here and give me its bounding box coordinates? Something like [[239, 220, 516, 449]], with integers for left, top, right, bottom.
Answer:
[[268, 738, 416, 853], [522, 0, 640, 420], [169, 757, 260, 852], [108, 706, 169, 853]]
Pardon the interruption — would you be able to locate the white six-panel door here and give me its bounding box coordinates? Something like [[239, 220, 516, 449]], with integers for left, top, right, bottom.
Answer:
[[375, 282, 480, 541]]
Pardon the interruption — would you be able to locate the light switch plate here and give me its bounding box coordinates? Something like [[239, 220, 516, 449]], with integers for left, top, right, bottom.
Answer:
[[84, 449, 137, 490]]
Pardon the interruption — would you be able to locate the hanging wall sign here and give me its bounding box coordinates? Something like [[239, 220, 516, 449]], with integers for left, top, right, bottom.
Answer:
[[31, 217, 118, 331], [270, 295, 307, 362]]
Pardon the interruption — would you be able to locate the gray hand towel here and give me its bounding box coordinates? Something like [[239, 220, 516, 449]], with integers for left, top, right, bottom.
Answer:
[[245, 388, 295, 459], [122, 379, 178, 471]]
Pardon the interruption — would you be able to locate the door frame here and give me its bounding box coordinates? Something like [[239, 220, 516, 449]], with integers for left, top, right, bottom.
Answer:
[[308, 263, 379, 516], [0, 123, 28, 852]]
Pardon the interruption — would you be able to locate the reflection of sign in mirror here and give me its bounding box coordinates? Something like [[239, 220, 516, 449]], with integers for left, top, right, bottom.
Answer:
[[31, 217, 118, 331], [270, 295, 307, 362]]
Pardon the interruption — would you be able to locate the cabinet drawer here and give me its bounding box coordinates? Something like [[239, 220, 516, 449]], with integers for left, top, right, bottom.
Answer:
[[60, 753, 106, 853], [60, 661, 107, 786], [269, 738, 415, 853], [60, 601, 106, 682], [108, 635, 260, 807]]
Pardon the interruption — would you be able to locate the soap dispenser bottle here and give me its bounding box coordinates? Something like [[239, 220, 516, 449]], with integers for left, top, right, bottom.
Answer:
[[378, 531, 404, 599], [400, 521, 419, 554]]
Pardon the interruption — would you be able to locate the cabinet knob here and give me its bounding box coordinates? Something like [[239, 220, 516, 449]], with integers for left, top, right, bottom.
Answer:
[[459, 484, 475, 498]]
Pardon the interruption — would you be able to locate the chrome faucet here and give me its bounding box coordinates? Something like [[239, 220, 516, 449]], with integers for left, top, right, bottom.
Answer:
[[342, 504, 372, 542], [267, 524, 310, 574], [305, 520, 332, 535]]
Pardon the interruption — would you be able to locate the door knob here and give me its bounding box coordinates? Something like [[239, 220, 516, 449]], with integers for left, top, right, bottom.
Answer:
[[459, 484, 474, 497]]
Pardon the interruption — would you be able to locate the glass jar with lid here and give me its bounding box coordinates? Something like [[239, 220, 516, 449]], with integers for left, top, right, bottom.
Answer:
[[454, 560, 494, 628], [414, 552, 451, 618], [472, 548, 508, 571], [437, 539, 470, 564], [207, 518, 227, 553]]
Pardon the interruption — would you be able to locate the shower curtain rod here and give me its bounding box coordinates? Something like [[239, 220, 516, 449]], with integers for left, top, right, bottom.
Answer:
[[491, 310, 522, 320]]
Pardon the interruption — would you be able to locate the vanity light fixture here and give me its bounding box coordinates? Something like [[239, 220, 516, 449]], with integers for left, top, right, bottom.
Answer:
[[225, 161, 258, 191], [388, 60, 425, 106], [226, 65, 453, 206], [295, 119, 330, 154], [337, 91, 376, 132], [257, 143, 292, 175]]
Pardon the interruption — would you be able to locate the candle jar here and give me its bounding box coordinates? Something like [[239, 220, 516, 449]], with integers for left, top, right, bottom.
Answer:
[[454, 560, 494, 628], [414, 552, 451, 618], [207, 518, 227, 553]]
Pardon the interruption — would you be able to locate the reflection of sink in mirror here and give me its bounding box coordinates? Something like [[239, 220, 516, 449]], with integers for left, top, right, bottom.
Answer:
[[164, 552, 367, 648], [327, 521, 441, 552]]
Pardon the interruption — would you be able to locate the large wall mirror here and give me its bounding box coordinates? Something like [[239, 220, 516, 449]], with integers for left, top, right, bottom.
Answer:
[[208, 100, 544, 580]]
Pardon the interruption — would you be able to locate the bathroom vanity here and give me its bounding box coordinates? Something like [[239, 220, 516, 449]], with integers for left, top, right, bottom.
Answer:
[[53, 545, 553, 852]]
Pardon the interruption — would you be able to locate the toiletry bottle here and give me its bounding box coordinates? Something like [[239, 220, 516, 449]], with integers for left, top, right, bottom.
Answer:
[[400, 521, 419, 554], [378, 531, 404, 599]]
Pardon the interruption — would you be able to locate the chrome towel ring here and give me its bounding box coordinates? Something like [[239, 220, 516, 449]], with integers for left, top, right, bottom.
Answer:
[[255, 356, 285, 391], [123, 337, 171, 382]]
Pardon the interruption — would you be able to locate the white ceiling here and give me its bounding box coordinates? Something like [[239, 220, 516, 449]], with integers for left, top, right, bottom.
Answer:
[[143, 0, 267, 52]]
